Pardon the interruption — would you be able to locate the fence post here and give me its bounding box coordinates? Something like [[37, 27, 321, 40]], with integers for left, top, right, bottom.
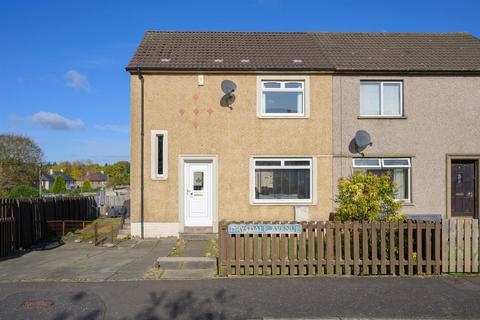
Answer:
[[62, 221, 65, 237], [94, 223, 98, 246], [111, 223, 114, 243]]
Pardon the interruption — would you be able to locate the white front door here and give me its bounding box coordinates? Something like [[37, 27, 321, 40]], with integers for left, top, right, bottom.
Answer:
[[184, 161, 213, 227]]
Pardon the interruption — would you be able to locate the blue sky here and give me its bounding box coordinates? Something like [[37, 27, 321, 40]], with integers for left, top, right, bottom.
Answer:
[[1, 0, 479, 164]]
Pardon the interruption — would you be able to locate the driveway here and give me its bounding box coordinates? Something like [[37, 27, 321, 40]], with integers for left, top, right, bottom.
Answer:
[[0, 239, 176, 282]]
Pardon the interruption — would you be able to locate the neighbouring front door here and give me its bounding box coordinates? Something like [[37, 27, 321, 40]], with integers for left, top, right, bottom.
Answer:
[[451, 160, 477, 217], [184, 161, 213, 227]]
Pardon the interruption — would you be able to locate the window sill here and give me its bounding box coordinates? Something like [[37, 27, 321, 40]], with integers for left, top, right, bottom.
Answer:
[[357, 115, 407, 120], [401, 202, 415, 207], [251, 201, 315, 206], [151, 176, 168, 181], [258, 114, 309, 119]]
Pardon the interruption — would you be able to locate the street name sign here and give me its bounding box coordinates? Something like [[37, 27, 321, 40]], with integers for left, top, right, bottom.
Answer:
[[227, 223, 302, 235]]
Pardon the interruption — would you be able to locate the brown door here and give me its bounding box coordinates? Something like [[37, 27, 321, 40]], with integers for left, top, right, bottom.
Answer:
[[451, 160, 477, 217]]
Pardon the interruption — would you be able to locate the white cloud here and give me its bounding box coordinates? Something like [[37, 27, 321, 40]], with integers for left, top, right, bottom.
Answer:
[[94, 124, 129, 134], [31, 112, 84, 130], [64, 70, 91, 92]]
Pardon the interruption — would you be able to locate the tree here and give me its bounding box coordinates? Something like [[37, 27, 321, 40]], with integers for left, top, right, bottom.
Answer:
[[104, 161, 130, 187], [0, 134, 43, 191], [81, 180, 92, 192], [51, 175, 66, 194], [334, 171, 405, 222]]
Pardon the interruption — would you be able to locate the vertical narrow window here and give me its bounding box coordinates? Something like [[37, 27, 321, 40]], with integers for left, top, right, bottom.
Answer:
[[157, 135, 164, 176], [151, 130, 168, 180]]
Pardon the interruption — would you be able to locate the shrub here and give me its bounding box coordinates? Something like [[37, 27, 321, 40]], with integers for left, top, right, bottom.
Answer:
[[334, 171, 405, 222], [51, 175, 66, 194], [4, 185, 39, 198], [81, 180, 92, 192]]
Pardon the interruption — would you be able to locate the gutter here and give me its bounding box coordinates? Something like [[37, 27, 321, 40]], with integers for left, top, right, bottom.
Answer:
[[138, 67, 145, 239]]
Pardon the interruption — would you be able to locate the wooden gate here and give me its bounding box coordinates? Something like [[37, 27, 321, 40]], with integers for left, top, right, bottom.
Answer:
[[442, 219, 479, 273]]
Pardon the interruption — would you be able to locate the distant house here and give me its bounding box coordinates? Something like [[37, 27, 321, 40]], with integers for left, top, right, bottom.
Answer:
[[78, 171, 108, 189], [41, 169, 76, 190]]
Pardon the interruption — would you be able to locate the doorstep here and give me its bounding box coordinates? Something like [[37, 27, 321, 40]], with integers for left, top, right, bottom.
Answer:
[[156, 257, 216, 279]]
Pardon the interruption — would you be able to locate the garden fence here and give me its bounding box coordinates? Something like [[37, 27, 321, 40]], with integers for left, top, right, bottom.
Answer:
[[219, 220, 447, 276], [0, 197, 98, 257]]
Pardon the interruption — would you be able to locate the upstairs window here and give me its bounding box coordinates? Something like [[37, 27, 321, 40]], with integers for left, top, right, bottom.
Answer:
[[258, 77, 309, 117], [353, 158, 411, 202], [360, 81, 403, 116]]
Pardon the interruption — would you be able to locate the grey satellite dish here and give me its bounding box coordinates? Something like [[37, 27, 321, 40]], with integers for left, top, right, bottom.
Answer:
[[220, 80, 237, 109], [353, 130, 372, 155], [221, 80, 236, 94]]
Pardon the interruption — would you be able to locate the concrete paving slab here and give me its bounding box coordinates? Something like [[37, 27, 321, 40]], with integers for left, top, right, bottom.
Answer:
[[157, 256, 216, 269], [160, 268, 215, 280], [0, 238, 179, 282], [180, 239, 208, 257]]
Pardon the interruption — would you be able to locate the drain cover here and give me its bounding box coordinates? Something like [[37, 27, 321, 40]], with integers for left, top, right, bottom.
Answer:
[[0, 291, 104, 320], [19, 299, 55, 309]]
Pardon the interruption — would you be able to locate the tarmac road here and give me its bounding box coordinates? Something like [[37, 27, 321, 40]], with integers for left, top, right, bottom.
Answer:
[[0, 276, 479, 319]]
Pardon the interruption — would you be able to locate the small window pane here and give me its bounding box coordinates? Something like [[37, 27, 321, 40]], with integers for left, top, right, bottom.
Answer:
[[284, 82, 302, 89], [263, 82, 281, 88], [360, 82, 381, 115], [256, 160, 281, 166], [393, 168, 409, 200], [383, 83, 401, 115], [255, 169, 310, 200], [383, 159, 410, 167], [193, 171, 204, 191], [157, 135, 164, 175], [353, 159, 381, 167], [264, 92, 303, 114], [284, 160, 310, 166]]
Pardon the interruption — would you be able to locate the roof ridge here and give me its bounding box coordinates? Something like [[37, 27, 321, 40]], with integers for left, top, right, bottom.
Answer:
[[144, 30, 309, 34]]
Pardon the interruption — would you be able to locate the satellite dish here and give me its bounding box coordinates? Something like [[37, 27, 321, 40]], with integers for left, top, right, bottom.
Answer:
[[353, 130, 372, 155], [220, 80, 237, 109], [221, 80, 237, 94]]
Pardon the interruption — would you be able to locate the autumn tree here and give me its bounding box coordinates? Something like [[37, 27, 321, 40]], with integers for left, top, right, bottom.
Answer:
[[0, 134, 43, 192], [104, 161, 130, 187]]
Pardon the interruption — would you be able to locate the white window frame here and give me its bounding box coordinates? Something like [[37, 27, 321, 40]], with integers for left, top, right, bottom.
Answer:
[[352, 157, 411, 202], [360, 81, 403, 117], [257, 75, 310, 118], [250, 157, 315, 205], [151, 130, 168, 180]]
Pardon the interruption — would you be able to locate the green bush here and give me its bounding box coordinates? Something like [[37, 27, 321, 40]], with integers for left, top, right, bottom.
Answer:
[[334, 171, 405, 222], [51, 175, 66, 194], [81, 180, 92, 192], [4, 185, 39, 198]]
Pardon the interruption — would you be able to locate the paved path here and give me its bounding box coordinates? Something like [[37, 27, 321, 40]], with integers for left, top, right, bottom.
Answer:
[[0, 239, 176, 282], [0, 277, 479, 319]]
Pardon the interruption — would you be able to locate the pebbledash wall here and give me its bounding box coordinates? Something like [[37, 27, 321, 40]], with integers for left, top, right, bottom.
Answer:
[[130, 73, 333, 237], [332, 75, 480, 218]]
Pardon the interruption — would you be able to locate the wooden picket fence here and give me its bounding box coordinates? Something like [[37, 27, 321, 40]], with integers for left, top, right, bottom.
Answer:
[[442, 219, 479, 273], [219, 220, 443, 276]]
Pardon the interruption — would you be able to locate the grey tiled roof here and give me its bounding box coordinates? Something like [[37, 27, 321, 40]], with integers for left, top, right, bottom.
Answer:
[[312, 32, 480, 72], [126, 31, 480, 72], [126, 31, 334, 71]]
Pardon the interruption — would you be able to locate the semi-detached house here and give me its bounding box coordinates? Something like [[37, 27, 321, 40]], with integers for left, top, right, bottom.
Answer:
[[126, 31, 480, 238]]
